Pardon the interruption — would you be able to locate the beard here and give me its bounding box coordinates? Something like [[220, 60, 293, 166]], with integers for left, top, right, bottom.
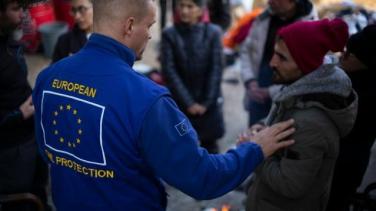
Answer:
[[272, 68, 296, 85]]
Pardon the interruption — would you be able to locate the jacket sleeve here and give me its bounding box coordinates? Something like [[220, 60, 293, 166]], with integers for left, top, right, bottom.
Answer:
[[0, 109, 24, 128], [161, 30, 195, 108], [203, 27, 223, 108], [258, 109, 329, 198], [0, 60, 25, 127], [139, 96, 264, 200], [239, 28, 257, 83], [52, 35, 67, 63]]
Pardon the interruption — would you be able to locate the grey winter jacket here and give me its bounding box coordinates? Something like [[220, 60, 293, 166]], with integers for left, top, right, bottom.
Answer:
[[246, 61, 358, 211]]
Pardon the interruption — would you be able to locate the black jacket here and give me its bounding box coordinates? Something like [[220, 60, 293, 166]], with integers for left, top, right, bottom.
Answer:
[[161, 23, 223, 109], [0, 35, 34, 149], [52, 25, 87, 63], [327, 68, 376, 210], [161, 23, 224, 140]]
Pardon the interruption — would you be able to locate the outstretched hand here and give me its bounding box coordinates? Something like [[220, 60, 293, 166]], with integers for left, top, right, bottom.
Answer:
[[239, 119, 295, 158]]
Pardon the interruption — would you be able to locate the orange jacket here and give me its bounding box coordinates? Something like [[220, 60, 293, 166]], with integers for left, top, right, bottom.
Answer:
[[223, 8, 263, 49]]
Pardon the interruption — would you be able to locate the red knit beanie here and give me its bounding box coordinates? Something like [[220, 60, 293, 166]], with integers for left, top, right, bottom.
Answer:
[[277, 18, 349, 74]]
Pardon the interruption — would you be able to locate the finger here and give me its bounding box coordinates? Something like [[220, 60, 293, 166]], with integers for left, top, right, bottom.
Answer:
[[275, 128, 295, 140], [271, 119, 295, 134], [239, 132, 249, 140], [275, 139, 295, 150]]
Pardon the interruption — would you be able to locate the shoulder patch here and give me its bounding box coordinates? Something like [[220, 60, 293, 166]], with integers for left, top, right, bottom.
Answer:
[[175, 119, 191, 136]]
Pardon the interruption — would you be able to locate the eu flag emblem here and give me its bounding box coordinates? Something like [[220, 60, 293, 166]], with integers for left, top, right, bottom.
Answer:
[[41, 91, 106, 166], [175, 119, 191, 136]]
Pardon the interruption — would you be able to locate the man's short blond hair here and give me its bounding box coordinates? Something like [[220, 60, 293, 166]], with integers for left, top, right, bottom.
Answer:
[[93, 0, 153, 25]]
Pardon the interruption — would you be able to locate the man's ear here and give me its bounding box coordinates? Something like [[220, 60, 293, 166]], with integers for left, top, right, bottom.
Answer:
[[123, 17, 135, 37]]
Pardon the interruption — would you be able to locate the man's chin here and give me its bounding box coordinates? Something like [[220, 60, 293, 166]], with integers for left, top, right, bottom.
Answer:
[[136, 49, 146, 61]]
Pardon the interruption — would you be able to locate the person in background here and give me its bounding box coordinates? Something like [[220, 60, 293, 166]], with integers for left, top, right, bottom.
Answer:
[[207, 0, 231, 31], [240, 0, 317, 126], [0, 0, 49, 210], [161, 0, 224, 153], [52, 0, 93, 63], [159, 0, 177, 31], [32, 0, 296, 209], [327, 24, 376, 211], [244, 19, 357, 211]]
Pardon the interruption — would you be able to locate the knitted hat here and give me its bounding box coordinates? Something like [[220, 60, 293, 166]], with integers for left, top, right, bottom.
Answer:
[[346, 24, 376, 69], [277, 18, 349, 74]]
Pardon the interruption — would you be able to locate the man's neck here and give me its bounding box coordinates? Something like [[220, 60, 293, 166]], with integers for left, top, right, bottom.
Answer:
[[278, 6, 298, 21], [84, 25, 94, 34]]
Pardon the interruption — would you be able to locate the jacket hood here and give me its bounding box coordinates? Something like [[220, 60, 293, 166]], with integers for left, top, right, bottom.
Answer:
[[272, 57, 358, 137]]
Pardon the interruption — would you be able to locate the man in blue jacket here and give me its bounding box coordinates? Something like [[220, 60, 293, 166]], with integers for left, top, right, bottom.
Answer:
[[32, 0, 295, 210]]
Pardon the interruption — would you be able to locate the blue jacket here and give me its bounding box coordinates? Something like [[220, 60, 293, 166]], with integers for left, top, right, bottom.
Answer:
[[32, 33, 264, 210]]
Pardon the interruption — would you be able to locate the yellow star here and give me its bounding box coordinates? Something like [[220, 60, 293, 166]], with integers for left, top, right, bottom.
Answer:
[[60, 137, 64, 143], [73, 110, 78, 115], [59, 105, 64, 110], [76, 138, 81, 144], [54, 111, 58, 116], [54, 130, 58, 135], [53, 120, 57, 125], [77, 118, 82, 124], [66, 105, 71, 110], [78, 129, 82, 135]]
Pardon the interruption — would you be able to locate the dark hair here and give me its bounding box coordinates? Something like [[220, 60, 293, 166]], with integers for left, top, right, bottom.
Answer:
[[178, 0, 206, 7], [0, 0, 28, 12], [347, 24, 376, 69]]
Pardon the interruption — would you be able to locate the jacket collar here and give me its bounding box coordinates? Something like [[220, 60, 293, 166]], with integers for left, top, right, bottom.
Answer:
[[85, 33, 136, 67]]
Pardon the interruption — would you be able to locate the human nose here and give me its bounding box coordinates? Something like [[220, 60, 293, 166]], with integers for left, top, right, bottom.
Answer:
[[270, 54, 278, 68]]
